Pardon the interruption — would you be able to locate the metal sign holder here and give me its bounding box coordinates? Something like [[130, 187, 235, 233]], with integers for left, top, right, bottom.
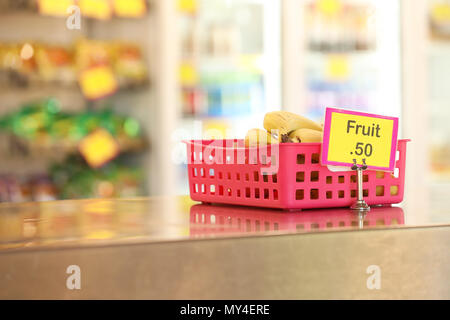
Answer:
[[350, 159, 370, 213]]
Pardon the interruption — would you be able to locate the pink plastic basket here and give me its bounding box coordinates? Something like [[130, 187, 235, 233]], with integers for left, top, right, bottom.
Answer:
[[185, 139, 409, 210]]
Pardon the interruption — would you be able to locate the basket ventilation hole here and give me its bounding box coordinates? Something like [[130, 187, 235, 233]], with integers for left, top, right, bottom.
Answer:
[[296, 172, 305, 182], [311, 153, 320, 164], [376, 186, 384, 196], [273, 189, 279, 200], [376, 171, 384, 179], [390, 185, 399, 196]]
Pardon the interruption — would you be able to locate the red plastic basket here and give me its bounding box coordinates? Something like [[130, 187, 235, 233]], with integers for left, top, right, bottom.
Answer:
[[185, 139, 409, 210]]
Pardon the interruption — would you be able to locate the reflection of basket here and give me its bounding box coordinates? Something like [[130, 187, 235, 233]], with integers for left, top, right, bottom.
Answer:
[[190, 204, 405, 236], [185, 139, 409, 210]]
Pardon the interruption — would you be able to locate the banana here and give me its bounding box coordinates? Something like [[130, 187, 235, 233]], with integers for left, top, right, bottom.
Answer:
[[263, 111, 322, 142], [245, 128, 278, 147], [289, 128, 323, 143]]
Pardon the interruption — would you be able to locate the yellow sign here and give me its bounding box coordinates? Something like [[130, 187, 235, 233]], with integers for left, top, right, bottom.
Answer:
[[317, 0, 342, 16], [326, 55, 349, 80], [322, 108, 399, 171], [179, 62, 198, 86], [37, 0, 75, 17], [78, 0, 112, 20], [79, 129, 120, 168], [79, 65, 118, 100], [113, 0, 147, 18], [431, 4, 450, 23], [178, 0, 197, 14]]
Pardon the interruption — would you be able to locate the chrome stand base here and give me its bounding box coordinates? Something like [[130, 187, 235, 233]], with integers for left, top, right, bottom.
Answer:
[[351, 200, 371, 212]]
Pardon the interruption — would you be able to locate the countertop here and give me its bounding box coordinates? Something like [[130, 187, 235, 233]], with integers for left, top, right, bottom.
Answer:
[[0, 196, 449, 299]]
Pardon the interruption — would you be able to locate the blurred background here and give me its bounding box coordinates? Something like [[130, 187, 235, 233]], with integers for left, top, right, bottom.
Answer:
[[0, 0, 447, 221]]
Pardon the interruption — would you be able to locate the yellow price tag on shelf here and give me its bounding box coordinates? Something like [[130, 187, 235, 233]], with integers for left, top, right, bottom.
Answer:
[[78, 0, 113, 20], [203, 120, 230, 140], [317, 0, 342, 16], [79, 65, 118, 100], [178, 0, 197, 14], [37, 0, 75, 17], [113, 0, 147, 18], [326, 55, 349, 80], [79, 129, 120, 168], [431, 4, 450, 23], [179, 62, 198, 86], [321, 108, 399, 171]]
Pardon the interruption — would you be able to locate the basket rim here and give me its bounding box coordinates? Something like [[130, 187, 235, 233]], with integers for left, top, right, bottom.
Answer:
[[183, 139, 410, 150]]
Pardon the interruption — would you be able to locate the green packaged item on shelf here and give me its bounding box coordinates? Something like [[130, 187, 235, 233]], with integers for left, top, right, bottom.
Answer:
[[8, 98, 61, 139], [49, 154, 144, 199]]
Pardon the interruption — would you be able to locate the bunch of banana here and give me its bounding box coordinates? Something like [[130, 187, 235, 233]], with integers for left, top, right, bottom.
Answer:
[[289, 128, 323, 143], [244, 111, 323, 146], [263, 111, 323, 143], [245, 128, 278, 147]]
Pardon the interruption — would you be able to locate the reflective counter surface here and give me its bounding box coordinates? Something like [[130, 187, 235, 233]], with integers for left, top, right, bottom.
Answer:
[[0, 197, 449, 299]]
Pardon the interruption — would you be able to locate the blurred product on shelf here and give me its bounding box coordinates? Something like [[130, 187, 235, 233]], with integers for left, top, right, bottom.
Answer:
[[0, 98, 146, 155], [0, 174, 57, 203], [430, 0, 450, 38], [0, 0, 148, 19], [50, 154, 143, 199], [178, 0, 268, 118], [0, 0, 36, 12], [181, 68, 264, 117], [304, 0, 376, 52], [302, 0, 380, 121], [0, 156, 143, 202], [75, 38, 148, 89], [0, 38, 148, 95]]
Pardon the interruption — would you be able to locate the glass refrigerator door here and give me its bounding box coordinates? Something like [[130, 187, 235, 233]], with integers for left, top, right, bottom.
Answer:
[[175, 0, 281, 194], [286, 0, 402, 122]]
